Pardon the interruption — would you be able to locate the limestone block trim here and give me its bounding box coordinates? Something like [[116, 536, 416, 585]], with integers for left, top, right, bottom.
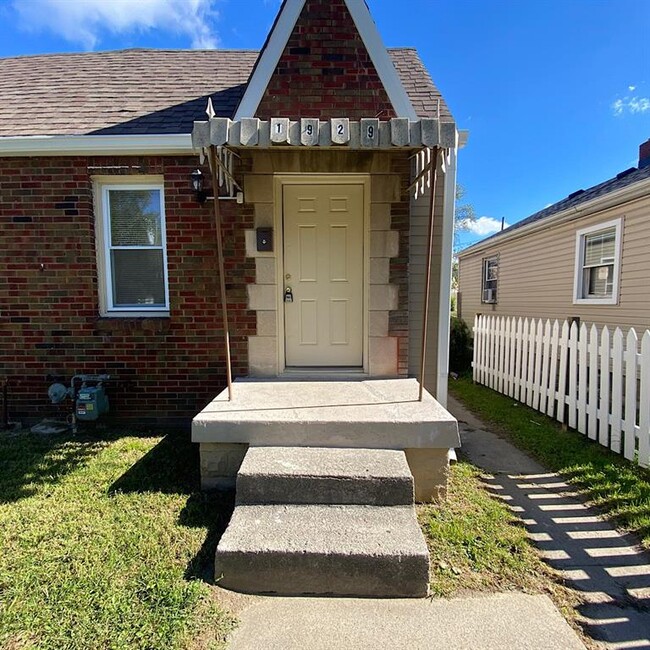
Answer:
[[404, 448, 450, 502], [249, 336, 279, 376], [199, 442, 248, 490]]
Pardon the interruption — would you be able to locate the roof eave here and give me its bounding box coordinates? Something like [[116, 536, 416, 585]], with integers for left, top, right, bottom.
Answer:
[[458, 175, 650, 258], [0, 134, 193, 156]]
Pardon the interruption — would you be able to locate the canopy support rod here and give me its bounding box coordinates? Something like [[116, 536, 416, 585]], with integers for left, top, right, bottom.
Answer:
[[209, 145, 233, 401], [419, 146, 441, 401]]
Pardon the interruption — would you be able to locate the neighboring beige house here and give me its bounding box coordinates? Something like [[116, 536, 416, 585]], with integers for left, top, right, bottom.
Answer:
[[458, 139, 650, 333]]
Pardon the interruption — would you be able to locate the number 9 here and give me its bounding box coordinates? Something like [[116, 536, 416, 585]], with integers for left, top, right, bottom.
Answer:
[[367, 126, 374, 139], [306, 124, 313, 136]]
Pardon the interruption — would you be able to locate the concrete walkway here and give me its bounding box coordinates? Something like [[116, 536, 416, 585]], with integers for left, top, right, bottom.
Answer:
[[221, 591, 584, 650], [448, 394, 650, 650]]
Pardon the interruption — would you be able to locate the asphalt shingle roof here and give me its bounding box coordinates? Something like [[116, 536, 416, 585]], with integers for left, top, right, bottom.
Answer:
[[465, 164, 650, 252], [0, 48, 452, 137]]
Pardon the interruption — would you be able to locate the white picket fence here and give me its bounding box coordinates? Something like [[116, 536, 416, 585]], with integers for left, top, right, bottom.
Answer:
[[472, 315, 650, 468]]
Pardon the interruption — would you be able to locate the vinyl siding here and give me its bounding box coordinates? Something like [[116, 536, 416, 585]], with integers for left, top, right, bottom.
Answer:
[[458, 192, 650, 333], [408, 155, 447, 393]]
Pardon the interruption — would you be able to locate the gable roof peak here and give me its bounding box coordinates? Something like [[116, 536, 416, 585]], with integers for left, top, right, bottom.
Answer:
[[234, 0, 417, 121]]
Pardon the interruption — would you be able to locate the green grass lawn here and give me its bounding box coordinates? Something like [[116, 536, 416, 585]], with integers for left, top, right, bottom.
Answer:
[[420, 461, 558, 598], [449, 375, 650, 549], [0, 428, 236, 650]]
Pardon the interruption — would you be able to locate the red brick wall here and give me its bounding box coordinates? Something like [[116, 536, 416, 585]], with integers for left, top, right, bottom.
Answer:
[[0, 155, 255, 424], [256, 0, 396, 120]]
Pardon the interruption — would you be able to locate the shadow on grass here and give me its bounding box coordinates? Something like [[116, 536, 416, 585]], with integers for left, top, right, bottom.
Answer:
[[0, 430, 109, 503], [109, 431, 235, 584], [110, 431, 200, 495], [450, 377, 650, 548]]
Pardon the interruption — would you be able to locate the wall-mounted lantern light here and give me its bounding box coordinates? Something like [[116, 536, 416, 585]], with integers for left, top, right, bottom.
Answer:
[[190, 169, 208, 203]]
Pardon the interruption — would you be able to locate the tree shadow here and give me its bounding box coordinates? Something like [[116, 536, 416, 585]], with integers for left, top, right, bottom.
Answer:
[[108, 431, 235, 584]]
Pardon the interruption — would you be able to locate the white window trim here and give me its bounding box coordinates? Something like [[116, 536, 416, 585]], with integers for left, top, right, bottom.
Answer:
[[94, 176, 170, 317], [481, 255, 498, 304], [573, 217, 623, 305]]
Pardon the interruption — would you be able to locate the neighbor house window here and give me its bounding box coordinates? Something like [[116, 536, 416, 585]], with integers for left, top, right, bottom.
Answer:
[[95, 179, 169, 316], [482, 256, 498, 303], [573, 218, 622, 305]]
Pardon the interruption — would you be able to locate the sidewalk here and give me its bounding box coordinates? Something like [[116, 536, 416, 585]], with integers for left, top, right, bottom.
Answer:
[[448, 394, 650, 650]]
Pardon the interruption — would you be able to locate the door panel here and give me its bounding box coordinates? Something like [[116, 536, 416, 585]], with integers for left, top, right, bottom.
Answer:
[[284, 184, 364, 367]]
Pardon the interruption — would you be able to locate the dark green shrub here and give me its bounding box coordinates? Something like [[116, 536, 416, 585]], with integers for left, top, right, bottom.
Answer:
[[449, 316, 473, 373]]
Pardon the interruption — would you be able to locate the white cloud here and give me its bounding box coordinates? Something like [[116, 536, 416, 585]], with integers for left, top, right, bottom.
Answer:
[[12, 0, 220, 50], [458, 216, 508, 236], [611, 95, 650, 116], [628, 85, 636, 92]]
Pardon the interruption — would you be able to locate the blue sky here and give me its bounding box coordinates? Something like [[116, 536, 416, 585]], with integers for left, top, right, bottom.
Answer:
[[1, 0, 648, 249]]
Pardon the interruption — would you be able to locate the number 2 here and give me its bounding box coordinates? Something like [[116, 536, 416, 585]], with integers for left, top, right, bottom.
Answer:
[[337, 124, 344, 136]]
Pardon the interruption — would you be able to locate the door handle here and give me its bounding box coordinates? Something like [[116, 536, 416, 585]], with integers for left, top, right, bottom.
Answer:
[[284, 287, 294, 303]]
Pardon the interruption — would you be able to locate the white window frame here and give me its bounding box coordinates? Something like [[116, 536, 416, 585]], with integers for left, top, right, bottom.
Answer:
[[481, 255, 498, 304], [94, 176, 170, 317], [573, 217, 623, 306]]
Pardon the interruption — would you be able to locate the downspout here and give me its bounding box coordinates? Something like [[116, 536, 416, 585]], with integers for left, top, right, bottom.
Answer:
[[436, 139, 459, 407], [208, 146, 234, 401]]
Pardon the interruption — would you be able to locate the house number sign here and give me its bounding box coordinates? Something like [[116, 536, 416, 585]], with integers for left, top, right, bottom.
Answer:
[[331, 118, 350, 145]]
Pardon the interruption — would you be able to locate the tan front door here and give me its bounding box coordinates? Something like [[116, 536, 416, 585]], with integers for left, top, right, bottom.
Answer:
[[283, 183, 364, 367]]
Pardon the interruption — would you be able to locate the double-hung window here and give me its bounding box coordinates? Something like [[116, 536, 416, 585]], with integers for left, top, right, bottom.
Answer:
[[95, 178, 169, 316], [482, 256, 498, 303], [573, 218, 622, 305]]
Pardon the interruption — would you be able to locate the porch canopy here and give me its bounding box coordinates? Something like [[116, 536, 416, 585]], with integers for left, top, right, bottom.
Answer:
[[191, 116, 456, 151]]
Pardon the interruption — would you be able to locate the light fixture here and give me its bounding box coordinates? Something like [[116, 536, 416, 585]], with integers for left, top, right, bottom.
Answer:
[[190, 169, 208, 203]]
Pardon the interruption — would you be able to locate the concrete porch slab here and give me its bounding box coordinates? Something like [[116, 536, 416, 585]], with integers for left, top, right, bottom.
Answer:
[[192, 378, 459, 449]]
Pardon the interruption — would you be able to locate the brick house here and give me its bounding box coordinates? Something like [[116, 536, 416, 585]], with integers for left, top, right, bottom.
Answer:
[[1, 0, 461, 500]]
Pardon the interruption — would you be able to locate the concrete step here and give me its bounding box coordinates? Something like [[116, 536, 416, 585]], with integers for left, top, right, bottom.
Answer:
[[236, 446, 414, 506], [215, 504, 430, 597]]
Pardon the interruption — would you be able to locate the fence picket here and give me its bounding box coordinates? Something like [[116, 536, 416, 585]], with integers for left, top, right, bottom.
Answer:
[[639, 331, 650, 468], [610, 328, 624, 454], [557, 321, 569, 423], [567, 322, 579, 430], [598, 327, 611, 447], [539, 320, 552, 414], [623, 329, 638, 462], [496, 317, 504, 393], [521, 319, 530, 405], [547, 320, 560, 419], [514, 318, 523, 401], [473, 315, 480, 383], [577, 324, 588, 435], [503, 317, 512, 396], [507, 317, 517, 397], [587, 324, 599, 441], [532, 319, 543, 410]]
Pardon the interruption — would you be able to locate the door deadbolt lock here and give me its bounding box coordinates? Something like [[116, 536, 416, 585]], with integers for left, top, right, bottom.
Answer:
[[284, 287, 294, 303]]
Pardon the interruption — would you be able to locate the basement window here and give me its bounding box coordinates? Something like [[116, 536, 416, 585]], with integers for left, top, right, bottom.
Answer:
[[482, 256, 498, 303], [573, 218, 622, 305], [95, 178, 169, 316]]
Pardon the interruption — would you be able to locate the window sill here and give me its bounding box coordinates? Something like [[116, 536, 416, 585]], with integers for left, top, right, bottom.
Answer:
[[573, 297, 618, 306]]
